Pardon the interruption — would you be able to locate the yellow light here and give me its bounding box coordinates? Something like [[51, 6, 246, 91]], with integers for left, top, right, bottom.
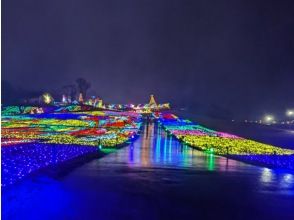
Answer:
[[43, 93, 53, 104]]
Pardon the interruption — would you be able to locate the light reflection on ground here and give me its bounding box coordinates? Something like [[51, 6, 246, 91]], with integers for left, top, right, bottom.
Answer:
[[111, 123, 255, 173], [2, 122, 294, 219]]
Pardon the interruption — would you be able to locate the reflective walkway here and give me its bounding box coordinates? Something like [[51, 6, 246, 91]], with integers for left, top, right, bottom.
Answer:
[[3, 123, 294, 220], [102, 122, 255, 171]]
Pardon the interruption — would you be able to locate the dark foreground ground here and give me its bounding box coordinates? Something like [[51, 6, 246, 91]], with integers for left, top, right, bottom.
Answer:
[[2, 123, 294, 220]]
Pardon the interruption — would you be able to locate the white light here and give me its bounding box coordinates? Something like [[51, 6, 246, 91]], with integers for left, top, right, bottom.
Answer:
[[260, 168, 273, 184], [286, 110, 294, 117], [263, 115, 276, 125], [264, 115, 274, 122]]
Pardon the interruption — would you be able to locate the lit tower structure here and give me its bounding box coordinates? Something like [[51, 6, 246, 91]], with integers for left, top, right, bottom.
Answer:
[[149, 94, 158, 108], [78, 93, 84, 103], [62, 94, 67, 104], [98, 99, 103, 108]]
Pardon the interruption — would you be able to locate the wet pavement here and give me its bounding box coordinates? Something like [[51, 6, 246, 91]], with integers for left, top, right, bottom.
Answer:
[[2, 122, 294, 220]]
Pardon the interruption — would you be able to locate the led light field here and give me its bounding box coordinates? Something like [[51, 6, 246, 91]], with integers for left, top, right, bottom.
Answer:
[[1, 110, 142, 186], [159, 113, 294, 169]]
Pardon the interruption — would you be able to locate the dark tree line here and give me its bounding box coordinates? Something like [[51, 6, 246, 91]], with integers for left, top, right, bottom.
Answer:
[[62, 78, 91, 101], [2, 77, 92, 105]]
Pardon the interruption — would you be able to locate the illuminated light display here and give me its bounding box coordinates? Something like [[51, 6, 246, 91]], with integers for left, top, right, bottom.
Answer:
[[2, 111, 141, 147], [42, 93, 53, 104], [62, 94, 67, 103], [158, 113, 294, 169], [3, 102, 293, 188], [149, 94, 157, 107], [159, 113, 294, 157], [231, 155, 294, 170], [78, 93, 84, 103], [2, 106, 22, 115], [161, 113, 178, 120], [1, 109, 142, 185], [102, 95, 170, 112], [1, 104, 97, 116], [97, 99, 103, 108], [70, 128, 107, 136], [1, 143, 99, 186], [181, 135, 293, 155]]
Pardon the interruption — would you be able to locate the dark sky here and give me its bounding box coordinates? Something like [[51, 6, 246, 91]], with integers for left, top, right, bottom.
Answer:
[[3, 0, 294, 118]]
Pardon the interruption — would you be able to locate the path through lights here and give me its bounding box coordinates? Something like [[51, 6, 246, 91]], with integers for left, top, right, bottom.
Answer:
[[2, 103, 294, 187]]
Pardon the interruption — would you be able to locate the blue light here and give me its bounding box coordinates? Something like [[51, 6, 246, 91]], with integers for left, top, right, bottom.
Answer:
[[1, 143, 98, 187]]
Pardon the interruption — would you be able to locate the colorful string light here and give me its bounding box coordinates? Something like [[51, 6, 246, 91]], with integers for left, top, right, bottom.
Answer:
[[1, 110, 142, 186], [159, 114, 294, 155]]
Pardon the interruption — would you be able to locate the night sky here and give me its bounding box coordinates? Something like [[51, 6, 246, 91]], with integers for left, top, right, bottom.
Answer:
[[3, 0, 294, 119]]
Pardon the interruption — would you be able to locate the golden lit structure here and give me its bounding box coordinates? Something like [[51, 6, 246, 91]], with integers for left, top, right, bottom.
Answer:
[[42, 93, 53, 104], [149, 94, 157, 107]]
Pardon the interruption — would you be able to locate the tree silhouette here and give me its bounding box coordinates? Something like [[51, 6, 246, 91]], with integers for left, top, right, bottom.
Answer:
[[76, 78, 91, 99], [62, 84, 77, 101]]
